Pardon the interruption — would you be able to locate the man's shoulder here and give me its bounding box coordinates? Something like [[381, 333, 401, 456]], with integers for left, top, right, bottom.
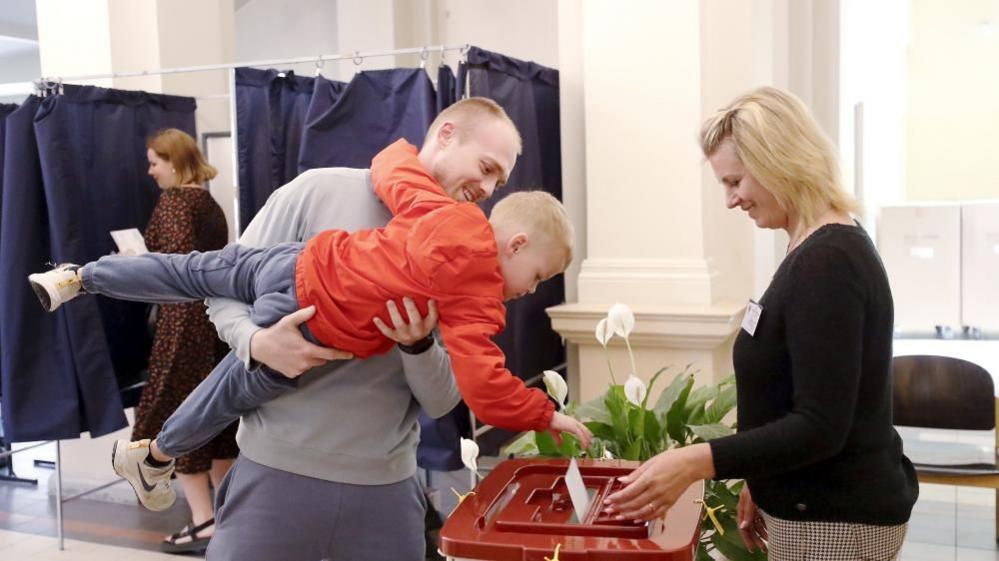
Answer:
[[284, 167, 373, 197], [280, 168, 390, 234]]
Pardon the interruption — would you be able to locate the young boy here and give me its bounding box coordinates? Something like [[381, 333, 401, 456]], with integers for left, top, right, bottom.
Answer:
[[29, 137, 590, 511]]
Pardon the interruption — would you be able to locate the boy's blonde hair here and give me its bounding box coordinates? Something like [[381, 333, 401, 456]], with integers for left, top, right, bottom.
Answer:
[[489, 191, 574, 271], [699, 86, 858, 227], [425, 97, 523, 154]]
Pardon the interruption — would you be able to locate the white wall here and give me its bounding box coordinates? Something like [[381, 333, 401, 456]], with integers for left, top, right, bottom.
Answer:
[[906, 0, 999, 202], [436, 0, 558, 68], [839, 0, 909, 233], [235, 0, 339, 77]]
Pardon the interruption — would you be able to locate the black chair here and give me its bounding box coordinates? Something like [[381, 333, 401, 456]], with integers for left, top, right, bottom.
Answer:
[[893, 354, 999, 540]]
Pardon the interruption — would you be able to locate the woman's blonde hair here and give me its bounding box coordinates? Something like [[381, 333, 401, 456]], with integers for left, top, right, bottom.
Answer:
[[147, 128, 217, 186], [699, 86, 858, 227], [489, 191, 574, 271]]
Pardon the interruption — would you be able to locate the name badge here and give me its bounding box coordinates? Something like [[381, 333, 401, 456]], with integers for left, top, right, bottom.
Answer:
[[742, 300, 763, 336]]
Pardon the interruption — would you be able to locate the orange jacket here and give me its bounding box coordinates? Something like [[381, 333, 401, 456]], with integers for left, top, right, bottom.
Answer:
[[295, 140, 554, 432]]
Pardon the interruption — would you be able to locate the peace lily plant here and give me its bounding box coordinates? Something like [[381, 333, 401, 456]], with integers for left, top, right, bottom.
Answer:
[[492, 302, 767, 561]]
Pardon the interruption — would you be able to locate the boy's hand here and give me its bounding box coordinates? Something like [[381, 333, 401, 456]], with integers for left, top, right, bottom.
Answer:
[[548, 412, 593, 450], [373, 298, 439, 345]]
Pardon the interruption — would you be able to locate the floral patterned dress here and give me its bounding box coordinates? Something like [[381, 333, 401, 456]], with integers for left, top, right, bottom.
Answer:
[[131, 187, 239, 474]]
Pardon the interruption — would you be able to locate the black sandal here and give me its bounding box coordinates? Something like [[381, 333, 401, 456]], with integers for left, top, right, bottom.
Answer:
[[161, 517, 214, 554]]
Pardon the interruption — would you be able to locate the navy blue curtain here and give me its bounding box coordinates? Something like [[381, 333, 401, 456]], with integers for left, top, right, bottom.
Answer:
[[0, 103, 17, 392], [297, 68, 436, 172], [0, 103, 17, 262], [235, 68, 319, 231], [463, 46, 566, 393], [0, 86, 196, 441]]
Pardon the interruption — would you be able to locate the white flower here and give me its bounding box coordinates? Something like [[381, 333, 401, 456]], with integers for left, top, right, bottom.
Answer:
[[624, 374, 647, 406], [607, 303, 635, 338], [594, 317, 614, 346], [542, 370, 568, 411], [603, 449, 614, 460], [460, 438, 480, 475]]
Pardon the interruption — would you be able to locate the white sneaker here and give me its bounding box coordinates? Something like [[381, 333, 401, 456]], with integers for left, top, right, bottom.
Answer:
[[111, 439, 176, 512], [27, 264, 82, 312]]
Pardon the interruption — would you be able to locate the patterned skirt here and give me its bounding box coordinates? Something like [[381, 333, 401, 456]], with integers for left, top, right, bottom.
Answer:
[[760, 510, 907, 561]]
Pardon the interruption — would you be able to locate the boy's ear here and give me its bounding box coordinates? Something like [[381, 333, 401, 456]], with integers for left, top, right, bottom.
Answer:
[[437, 122, 456, 147], [506, 232, 529, 255]]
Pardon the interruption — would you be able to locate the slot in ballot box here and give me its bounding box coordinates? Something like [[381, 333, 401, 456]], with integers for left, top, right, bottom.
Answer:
[[440, 458, 704, 561]]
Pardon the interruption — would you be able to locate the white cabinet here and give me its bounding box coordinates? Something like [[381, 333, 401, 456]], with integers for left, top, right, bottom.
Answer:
[[878, 204, 961, 332], [962, 202, 999, 331]]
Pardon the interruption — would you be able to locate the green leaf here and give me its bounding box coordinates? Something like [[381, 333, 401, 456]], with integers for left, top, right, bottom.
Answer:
[[642, 410, 662, 451], [623, 436, 644, 460], [577, 393, 613, 424], [628, 407, 645, 442], [558, 433, 581, 457], [585, 421, 616, 442], [535, 431, 561, 456], [606, 390, 631, 444], [502, 431, 540, 457], [705, 384, 738, 424], [694, 544, 714, 561], [688, 423, 734, 442], [665, 376, 694, 444], [684, 385, 719, 419], [653, 372, 692, 418], [705, 479, 741, 512], [643, 366, 671, 407]]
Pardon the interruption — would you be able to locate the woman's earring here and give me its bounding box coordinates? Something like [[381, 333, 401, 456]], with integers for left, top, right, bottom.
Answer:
[[171, 168, 176, 173]]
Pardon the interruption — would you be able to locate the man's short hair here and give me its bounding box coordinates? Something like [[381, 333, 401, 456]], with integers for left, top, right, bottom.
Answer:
[[489, 191, 574, 271], [425, 97, 523, 154]]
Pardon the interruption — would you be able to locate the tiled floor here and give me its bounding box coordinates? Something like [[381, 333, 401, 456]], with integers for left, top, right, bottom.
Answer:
[[0, 442, 997, 560], [0, 442, 195, 560]]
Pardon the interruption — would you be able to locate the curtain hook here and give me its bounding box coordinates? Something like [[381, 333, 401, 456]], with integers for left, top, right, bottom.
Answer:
[[315, 55, 324, 77], [440, 45, 447, 65], [352, 51, 363, 75], [419, 46, 429, 69], [459, 43, 470, 64]]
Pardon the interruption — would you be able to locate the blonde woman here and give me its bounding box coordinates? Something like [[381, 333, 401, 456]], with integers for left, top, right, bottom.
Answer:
[[605, 87, 918, 560], [140, 129, 236, 554]]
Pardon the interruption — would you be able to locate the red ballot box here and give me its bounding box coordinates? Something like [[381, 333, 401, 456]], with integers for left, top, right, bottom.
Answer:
[[440, 458, 704, 561]]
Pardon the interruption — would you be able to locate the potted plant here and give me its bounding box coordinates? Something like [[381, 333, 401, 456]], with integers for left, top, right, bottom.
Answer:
[[496, 303, 767, 561]]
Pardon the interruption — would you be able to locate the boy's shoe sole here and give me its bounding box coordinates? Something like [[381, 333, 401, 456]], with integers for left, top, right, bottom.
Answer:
[[111, 439, 176, 512]]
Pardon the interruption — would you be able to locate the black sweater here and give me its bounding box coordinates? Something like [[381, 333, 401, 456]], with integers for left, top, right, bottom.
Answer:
[[710, 224, 918, 525]]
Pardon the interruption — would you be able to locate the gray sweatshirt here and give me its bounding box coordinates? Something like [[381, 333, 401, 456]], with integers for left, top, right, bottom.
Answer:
[[206, 168, 461, 485]]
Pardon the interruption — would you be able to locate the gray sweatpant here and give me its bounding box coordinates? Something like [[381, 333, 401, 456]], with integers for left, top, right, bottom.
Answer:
[[208, 455, 427, 561], [80, 243, 311, 457]]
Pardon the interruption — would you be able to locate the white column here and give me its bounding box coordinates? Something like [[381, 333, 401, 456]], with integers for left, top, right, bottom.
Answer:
[[551, 0, 806, 401]]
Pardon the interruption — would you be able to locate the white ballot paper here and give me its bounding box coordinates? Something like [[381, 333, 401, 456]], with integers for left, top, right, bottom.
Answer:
[[565, 458, 591, 523], [110, 228, 149, 256]]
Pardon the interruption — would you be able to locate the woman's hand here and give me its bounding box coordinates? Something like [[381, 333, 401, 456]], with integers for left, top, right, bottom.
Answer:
[[249, 306, 353, 378], [737, 484, 768, 552], [604, 443, 714, 521], [373, 298, 438, 345]]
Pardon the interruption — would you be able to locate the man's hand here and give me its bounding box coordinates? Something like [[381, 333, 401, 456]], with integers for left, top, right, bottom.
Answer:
[[373, 298, 439, 345], [249, 306, 353, 378]]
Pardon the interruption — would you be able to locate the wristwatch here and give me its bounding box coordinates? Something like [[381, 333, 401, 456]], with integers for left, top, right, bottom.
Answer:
[[397, 334, 434, 355]]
